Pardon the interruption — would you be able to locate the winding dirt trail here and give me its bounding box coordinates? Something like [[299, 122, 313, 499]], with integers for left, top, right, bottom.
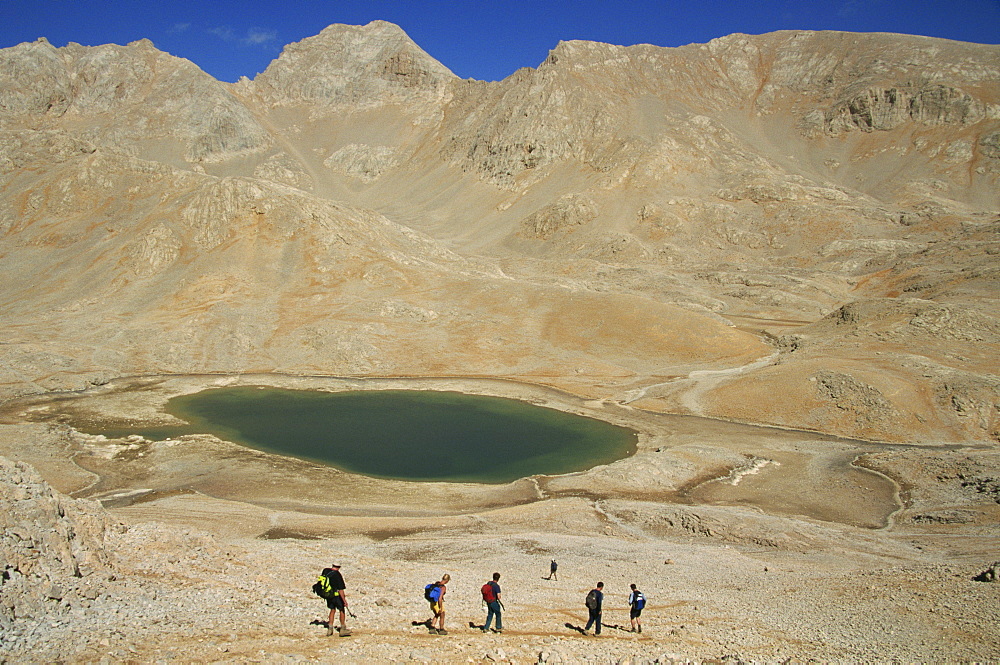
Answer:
[[677, 352, 780, 416]]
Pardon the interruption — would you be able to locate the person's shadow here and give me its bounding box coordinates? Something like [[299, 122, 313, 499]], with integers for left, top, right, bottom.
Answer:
[[564, 622, 587, 635], [310, 619, 336, 633]]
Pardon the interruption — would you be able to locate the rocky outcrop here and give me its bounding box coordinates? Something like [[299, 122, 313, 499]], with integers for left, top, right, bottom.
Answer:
[[813, 370, 898, 428], [0, 456, 112, 633], [323, 143, 402, 182], [975, 562, 1000, 582], [253, 20, 455, 109], [519, 194, 598, 239], [825, 84, 990, 134]]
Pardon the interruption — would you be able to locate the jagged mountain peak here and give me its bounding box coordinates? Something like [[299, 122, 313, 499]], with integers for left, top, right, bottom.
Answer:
[[0, 36, 272, 166], [253, 20, 456, 106], [316, 19, 413, 39]]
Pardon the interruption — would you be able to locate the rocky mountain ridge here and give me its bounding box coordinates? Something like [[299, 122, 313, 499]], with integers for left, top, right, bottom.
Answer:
[[0, 22, 998, 445]]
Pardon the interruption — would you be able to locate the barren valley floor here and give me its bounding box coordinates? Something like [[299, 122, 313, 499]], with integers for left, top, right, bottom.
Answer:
[[2, 374, 998, 662]]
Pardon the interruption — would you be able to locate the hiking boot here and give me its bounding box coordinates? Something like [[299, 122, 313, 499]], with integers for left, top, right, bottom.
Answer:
[[437, 629, 448, 635], [492, 628, 503, 634], [325, 625, 335, 637], [638, 625, 642, 633], [338, 628, 352, 637], [481, 627, 489, 633], [428, 627, 440, 634]]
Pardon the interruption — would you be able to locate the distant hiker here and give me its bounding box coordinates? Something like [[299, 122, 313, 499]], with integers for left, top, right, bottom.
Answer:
[[319, 564, 351, 636], [547, 559, 558, 580], [481, 572, 503, 633], [628, 583, 646, 633], [584, 582, 604, 635], [424, 573, 450, 634]]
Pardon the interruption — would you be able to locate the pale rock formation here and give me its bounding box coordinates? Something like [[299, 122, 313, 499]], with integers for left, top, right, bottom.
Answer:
[[0, 37, 271, 164], [0, 456, 111, 633], [253, 151, 314, 190], [324, 143, 402, 182], [253, 21, 455, 110], [825, 84, 990, 134], [519, 194, 598, 239]]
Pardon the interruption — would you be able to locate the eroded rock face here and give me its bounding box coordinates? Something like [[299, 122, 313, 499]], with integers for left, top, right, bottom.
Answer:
[[825, 84, 988, 134], [0, 456, 112, 632]]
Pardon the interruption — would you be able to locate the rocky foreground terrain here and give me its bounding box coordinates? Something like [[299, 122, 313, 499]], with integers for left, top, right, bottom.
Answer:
[[1, 21, 999, 662]]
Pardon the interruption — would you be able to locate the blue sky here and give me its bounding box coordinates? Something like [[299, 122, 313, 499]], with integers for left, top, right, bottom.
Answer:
[[3, 0, 999, 82]]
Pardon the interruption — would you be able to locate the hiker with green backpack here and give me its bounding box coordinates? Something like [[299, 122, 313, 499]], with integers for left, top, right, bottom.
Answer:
[[313, 563, 351, 637]]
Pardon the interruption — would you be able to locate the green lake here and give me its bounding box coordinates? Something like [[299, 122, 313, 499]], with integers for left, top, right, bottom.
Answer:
[[95, 387, 637, 483]]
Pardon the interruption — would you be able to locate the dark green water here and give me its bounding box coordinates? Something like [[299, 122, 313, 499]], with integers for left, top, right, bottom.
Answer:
[[95, 387, 637, 483]]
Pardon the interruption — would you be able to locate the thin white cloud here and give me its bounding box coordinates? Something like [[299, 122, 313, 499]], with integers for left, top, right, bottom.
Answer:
[[243, 28, 277, 46], [207, 25, 276, 47], [207, 26, 236, 42], [168, 22, 191, 35]]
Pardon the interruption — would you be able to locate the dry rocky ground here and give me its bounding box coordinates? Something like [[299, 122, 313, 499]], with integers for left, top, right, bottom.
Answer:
[[1, 21, 999, 663], [2, 375, 1000, 663]]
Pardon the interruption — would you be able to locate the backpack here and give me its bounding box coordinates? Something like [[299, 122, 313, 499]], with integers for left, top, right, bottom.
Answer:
[[633, 591, 646, 610], [585, 588, 599, 610], [313, 571, 335, 600], [424, 583, 442, 602], [481, 582, 497, 603]]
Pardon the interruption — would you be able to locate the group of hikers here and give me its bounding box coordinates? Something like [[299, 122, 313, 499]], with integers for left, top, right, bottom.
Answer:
[[583, 581, 647, 635], [314, 560, 646, 637]]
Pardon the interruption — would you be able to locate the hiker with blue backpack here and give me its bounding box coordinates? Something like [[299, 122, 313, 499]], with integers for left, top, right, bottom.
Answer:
[[423, 573, 450, 634], [628, 583, 646, 633]]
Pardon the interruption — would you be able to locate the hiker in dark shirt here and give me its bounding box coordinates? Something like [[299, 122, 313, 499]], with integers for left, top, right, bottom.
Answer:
[[628, 583, 645, 633], [481, 572, 503, 633], [547, 559, 558, 580], [584, 581, 604, 635], [323, 564, 351, 636]]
